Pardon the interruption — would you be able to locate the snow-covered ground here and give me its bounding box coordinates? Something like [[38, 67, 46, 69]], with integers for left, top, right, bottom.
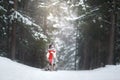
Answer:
[[0, 56, 120, 80]]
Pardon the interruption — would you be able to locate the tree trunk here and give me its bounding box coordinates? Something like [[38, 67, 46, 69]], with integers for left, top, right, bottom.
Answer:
[[82, 39, 90, 70], [7, 0, 11, 58], [108, 0, 116, 64], [11, 0, 17, 60]]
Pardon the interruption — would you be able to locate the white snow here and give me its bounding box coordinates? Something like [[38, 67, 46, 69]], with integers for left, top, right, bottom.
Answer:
[[0, 5, 7, 12], [0, 56, 120, 80], [38, 1, 59, 8], [9, 1, 14, 4]]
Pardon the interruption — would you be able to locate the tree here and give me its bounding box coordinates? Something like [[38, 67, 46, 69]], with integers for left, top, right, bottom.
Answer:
[[10, 0, 17, 60], [0, 0, 49, 68], [107, 0, 116, 64], [76, 0, 118, 69]]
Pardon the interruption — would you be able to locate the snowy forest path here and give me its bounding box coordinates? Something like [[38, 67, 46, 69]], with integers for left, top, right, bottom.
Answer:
[[0, 57, 120, 80]]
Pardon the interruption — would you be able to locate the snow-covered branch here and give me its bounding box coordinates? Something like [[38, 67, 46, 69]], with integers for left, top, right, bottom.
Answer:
[[38, 1, 59, 8], [0, 5, 7, 12], [9, 11, 47, 40], [65, 7, 99, 21]]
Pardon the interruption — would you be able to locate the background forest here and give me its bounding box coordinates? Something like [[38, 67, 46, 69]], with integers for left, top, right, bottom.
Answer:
[[0, 0, 120, 70]]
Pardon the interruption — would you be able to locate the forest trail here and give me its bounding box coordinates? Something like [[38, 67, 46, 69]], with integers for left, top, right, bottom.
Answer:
[[0, 57, 120, 80]]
